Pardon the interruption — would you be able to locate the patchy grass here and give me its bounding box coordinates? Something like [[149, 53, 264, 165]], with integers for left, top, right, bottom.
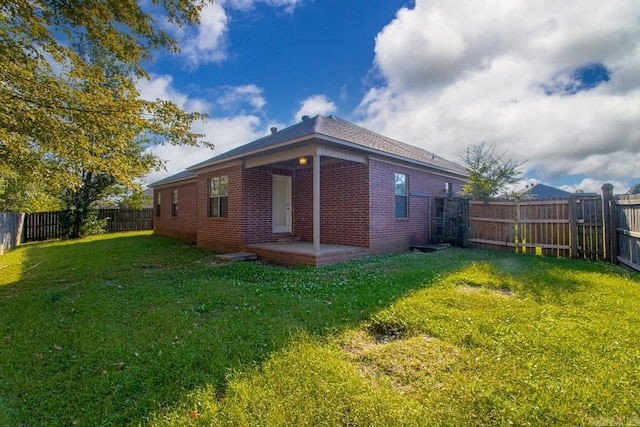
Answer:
[[1, 232, 638, 426]]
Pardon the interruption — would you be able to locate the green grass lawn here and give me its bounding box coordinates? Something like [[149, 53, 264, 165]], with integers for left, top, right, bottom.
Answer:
[[1, 232, 638, 426]]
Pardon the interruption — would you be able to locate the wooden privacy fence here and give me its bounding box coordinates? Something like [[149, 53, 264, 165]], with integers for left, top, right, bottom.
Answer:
[[467, 195, 605, 260], [97, 209, 154, 233], [607, 193, 640, 271], [21, 209, 154, 242]]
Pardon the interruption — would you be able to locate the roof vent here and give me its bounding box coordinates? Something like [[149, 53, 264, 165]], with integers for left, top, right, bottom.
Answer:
[[270, 127, 278, 135], [301, 115, 310, 122]]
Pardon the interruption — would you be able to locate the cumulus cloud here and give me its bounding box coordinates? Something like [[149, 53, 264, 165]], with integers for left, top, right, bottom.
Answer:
[[559, 178, 628, 195], [137, 74, 212, 113], [359, 0, 640, 189], [294, 95, 337, 122], [216, 85, 267, 112], [137, 75, 271, 185], [156, 0, 303, 69], [178, 1, 229, 68], [145, 114, 269, 185]]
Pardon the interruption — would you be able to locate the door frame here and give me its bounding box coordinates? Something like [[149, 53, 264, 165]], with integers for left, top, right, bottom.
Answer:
[[272, 175, 292, 233]]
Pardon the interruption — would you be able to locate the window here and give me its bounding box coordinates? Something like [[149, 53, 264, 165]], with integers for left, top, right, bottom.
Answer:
[[434, 197, 446, 239], [172, 190, 178, 217], [209, 176, 228, 218], [156, 192, 161, 217], [395, 173, 408, 218], [445, 182, 453, 198]]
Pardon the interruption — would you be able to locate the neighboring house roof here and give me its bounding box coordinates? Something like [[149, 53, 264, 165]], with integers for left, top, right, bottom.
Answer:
[[188, 114, 468, 176], [148, 170, 196, 188], [524, 183, 572, 199]]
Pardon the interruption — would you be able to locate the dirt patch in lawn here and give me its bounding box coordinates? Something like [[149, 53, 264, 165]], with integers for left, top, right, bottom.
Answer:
[[339, 330, 461, 395]]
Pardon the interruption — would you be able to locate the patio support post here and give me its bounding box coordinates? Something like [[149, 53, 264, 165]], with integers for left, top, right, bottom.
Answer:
[[313, 154, 320, 254]]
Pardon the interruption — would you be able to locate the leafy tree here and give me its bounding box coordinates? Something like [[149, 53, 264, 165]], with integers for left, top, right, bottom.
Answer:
[[460, 142, 525, 199], [627, 184, 640, 194], [0, 0, 212, 236], [0, 166, 63, 212]]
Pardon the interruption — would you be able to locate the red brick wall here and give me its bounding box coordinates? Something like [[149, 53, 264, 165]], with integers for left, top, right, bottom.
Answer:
[[242, 167, 277, 244], [293, 167, 313, 241], [320, 161, 370, 246], [368, 159, 465, 254], [196, 165, 244, 252], [293, 162, 370, 247], [153, 181, 198, 242]]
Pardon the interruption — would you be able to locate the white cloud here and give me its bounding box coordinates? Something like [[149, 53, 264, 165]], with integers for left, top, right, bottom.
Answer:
[[178, 1, 229, 68], [217, 85, 267, 111], [155, 0, 304, 69], [559, 178, 628, 195], [294, 95, 337, 122], [137, 75, 272, 185], [145, 115, 265, 185], [359, 0, 640, 190], [137, 74, 212, 113]]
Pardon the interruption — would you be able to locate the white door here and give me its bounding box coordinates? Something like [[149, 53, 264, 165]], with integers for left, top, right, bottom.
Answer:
[[272, 175, 292, 233]]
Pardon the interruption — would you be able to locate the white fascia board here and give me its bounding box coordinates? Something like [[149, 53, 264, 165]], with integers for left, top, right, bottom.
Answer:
[[186, 135, 316, 172], [148, 176, 197, 189], [369, 156, 469, 179], [244, 144, 318, 169]]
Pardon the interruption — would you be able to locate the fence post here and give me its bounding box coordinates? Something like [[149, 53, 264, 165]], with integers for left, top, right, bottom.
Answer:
[[568, 196, 578, 258], [601, 183, 615, 262]]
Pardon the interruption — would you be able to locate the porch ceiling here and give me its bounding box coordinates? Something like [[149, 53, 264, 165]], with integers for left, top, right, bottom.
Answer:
[[243, 141, 367, 170]]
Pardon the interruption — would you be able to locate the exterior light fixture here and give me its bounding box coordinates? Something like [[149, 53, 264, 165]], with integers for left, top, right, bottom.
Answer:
[[299, 157, 307, 165]]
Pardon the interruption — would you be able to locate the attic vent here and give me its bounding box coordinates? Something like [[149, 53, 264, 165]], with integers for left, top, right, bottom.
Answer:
[[270, 127, 278, 135], [301, 115, 310, 121]]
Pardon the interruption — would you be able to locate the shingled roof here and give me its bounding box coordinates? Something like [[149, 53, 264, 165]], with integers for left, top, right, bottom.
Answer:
[[147, 170, 196, 188], [188, 115, 467, 176]]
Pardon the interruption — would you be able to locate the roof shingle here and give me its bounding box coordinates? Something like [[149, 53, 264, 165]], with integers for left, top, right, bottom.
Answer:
[[189, 115, 467, 175]]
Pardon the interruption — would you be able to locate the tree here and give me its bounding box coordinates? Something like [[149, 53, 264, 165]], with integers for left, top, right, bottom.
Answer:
[[0, 0, 212, 235], [627, 184, 640, 194], [460, 142, 525, 199], [0, 165, 63, 212]]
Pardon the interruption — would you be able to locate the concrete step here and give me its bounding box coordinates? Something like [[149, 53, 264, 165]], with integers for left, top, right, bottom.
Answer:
[[410, 243, 450, 253], [214, 252, 258, 262]]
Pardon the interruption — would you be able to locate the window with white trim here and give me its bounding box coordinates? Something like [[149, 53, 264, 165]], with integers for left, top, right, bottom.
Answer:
[[172, 190, 178, 217], [395, 173, 408, 218], [209, 176, 228, 218], [156, 192, 161, 217]]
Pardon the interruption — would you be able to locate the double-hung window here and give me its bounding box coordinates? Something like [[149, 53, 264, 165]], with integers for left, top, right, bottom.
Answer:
[[395, 173, 408, 218], [171, 190, 178, 217], [209, 176, 228, 218], [156, 193, 161, 217]]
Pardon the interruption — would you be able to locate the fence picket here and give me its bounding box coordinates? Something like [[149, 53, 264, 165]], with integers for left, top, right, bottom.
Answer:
[[613, 194, 640, 271]]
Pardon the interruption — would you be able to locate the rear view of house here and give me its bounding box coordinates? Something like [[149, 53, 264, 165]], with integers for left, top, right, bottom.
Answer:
[[149, 115, 468, 265]]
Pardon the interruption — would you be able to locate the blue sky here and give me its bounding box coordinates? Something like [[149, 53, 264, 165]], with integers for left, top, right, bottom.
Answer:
[[140, 0, 640, 194]]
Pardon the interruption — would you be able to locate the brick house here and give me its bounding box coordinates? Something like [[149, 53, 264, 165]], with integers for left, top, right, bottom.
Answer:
[[149, 115, 468, 266]]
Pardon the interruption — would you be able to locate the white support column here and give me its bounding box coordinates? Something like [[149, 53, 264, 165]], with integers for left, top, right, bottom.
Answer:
[[313, 154, 320, 254]]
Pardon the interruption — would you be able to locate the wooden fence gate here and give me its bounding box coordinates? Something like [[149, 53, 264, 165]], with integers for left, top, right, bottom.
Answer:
[[467, 195, 605, 260], [609, 194, 640, 271]]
